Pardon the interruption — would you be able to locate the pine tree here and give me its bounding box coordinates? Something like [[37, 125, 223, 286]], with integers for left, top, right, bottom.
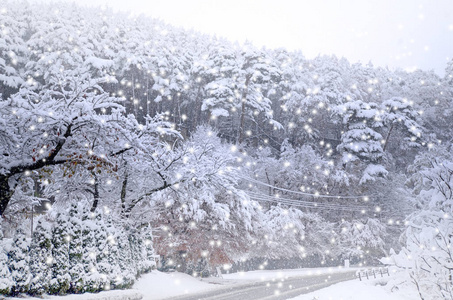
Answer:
[[29, 219, 53, 295], [380, 97, 423, 150], [116, 225, 135, 288], [67, 204, 85, 293], [128, 230, 142, 276], [336, 100, 387, 184], [8, 228, 31, 295], [93, 212, 111, 291], [81, 207, 102, 292], [104, 215, 123, 290], [0, 222, 12, 295], [49, 212, 70, 295], [142, 224, 156, 272]]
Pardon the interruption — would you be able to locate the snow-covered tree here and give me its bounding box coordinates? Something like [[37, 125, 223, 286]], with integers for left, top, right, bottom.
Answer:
[[339, 218, 386, 262], [257, 206, 307, 259], [336, 100, 387, 184], [386, 146, 453, 300], [81, 207, 102, 292], [0, 2, 27, 98], [103, 214, 124, 289], [115, 226, 135, 288], [1, 1, 452, 295], [29, 219, 53, 295], [92, 212, 112, 291], [0, 68, 121, 215], [67, 204, 85, 293], [142, 224, 156, 272], [49, 212, 70, 295], [0, 222, 12, 295], [380, 97, 423, 152], [8, 228, 31, 295], [152, 126, 260, 271]]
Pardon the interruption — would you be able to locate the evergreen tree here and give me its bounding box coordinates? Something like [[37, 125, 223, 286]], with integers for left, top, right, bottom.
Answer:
[[67, 204, 85, 293], [380, 97, 423, 151], [116, 225, 135, 288], [49, 212, 70, 295], [104, 215, 123, 289], [8, 228, 31, 295], [142, 224, 156, 272], [29, 219, 53, 295], [93, 212, 111, 291], [81, 207, 102, 292], [0, 222, 12, 295], [128, 230, 144, 276], [336, 100, 387, 184]]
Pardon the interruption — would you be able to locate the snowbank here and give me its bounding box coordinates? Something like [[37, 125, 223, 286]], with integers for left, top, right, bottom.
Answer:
[[5, 290, 143, 300], [4, 267, 366, 300], [288, 271, 419, 300], [133, 271, 219, 300]]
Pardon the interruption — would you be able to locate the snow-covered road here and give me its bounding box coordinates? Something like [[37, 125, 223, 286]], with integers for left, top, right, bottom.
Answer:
[[159, 271, 356, 300]]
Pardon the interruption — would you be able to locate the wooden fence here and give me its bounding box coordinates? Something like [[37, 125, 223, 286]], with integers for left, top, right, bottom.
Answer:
[[356, 267, 390, 281]]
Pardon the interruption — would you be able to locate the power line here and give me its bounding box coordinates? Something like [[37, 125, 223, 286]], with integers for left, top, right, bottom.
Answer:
[[237, 174, 369, 200], [246, 191, 371, 212], [247, 191, 370, 209]]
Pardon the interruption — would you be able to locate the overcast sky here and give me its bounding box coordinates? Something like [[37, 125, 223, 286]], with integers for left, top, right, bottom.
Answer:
[[34, 0, 453, 75]]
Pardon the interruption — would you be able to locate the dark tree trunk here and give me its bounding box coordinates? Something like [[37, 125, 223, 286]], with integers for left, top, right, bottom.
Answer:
[[383, 123, 394, 152], [238, 75, 251, 144], [120, 171, 129, 216], [90, 174, 100, 212], [0, 123, 73, 216], [193, 86, 202, 130], [0, 175, 12, 216]]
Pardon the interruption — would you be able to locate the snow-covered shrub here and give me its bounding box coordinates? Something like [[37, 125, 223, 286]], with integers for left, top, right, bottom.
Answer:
[[386, 212, 453, 300], [142, 224, 157, 273], [29, 219, 53, 295], [103, 215, 124, 290], [0, 222, 13, 295], [339, 218, 387, 262], [49, 212, 71, 295], [81, 207, 104, 293], [0, 207, 156, 296], [385, 147, 453, 300], [8, 228, 31, 295], [68, 204, 86, 293], [116, 226, 136, 288]]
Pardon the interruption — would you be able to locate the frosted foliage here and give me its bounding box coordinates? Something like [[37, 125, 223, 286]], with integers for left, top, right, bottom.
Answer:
[[0, 222, 12, 295], [0, 1, 451, 297], [0, 209, 156, 296], [50, 213, 71, 295], [387, 212, 453, 300], [360, 164, 388, 184], [8, 229, 31, 295], [152, 126, 260, 266], [29, 219, 53, 295], [387, 148, 453, 300], [339, 218, 386, 258]]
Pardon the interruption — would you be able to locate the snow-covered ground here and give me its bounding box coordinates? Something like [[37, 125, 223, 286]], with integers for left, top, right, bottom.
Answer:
[[6, 290, 143, 300], [4, 271, 216, 300], [5, 267, 419, 300], [288, 270, 420, 300], [133, 271, 221, 299], [131, 267, 360, 299]]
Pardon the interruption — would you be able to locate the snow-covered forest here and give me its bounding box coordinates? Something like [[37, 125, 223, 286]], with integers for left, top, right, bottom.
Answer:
[[0, 1, 452, 299]]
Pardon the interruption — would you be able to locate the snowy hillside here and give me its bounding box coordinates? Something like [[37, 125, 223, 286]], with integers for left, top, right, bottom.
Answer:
[[0, 1, 452, 299]]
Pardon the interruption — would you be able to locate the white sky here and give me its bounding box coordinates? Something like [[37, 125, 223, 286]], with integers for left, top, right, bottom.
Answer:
[[34, 0, 453, 75]]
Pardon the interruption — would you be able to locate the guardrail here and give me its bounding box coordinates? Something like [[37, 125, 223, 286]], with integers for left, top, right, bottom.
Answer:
[[356, 267, 390, 281]]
